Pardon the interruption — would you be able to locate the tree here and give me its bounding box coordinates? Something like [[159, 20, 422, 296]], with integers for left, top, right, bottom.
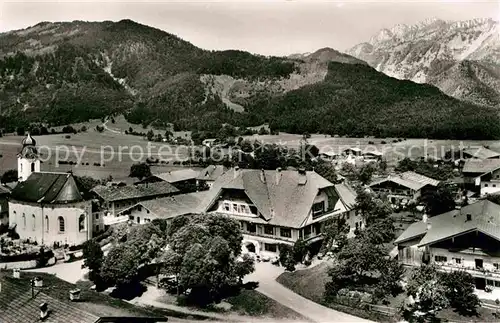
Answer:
[[75, 176, 103, 191], [420, 183, 455, 216], [355, 188, 392, 226], [314, 160, 340, 184], [278, 244, 296, 271], [358, 164, 376, 185], [163, 213, 254, 306], [441, 271, 480, 316], [129, 163, 152, 179], [80, 125, 87, 132], [101, 243, 142, 289], [82, 239, 104, 286], [322, 217, 349, 252], [361, 217, 396, 244], [16, 127, 25, 136], [1, 169, 18, 183], [146, 130, 155, 141]]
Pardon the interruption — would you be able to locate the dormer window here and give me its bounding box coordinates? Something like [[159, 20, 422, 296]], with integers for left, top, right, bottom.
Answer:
[[312, 201, 326, 219]]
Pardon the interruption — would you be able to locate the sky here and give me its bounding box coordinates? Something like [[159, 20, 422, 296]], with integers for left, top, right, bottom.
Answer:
[[0, 0, 499, 56]]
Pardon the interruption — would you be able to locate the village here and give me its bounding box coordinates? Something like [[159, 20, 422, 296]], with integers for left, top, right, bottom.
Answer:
[[1, 129, 500, 322]]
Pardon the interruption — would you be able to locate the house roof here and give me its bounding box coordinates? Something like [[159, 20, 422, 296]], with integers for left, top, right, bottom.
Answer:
[[369, 171, 440, 191], [196, 165, 228, 181], [463, 147, 500, 159], [92, 182, 179, 202], [153, 169, 200, 183], [0, 272, 168, 323], [202, 168, 337, 228], [462, 159, 500, 174], [394, 200, 500, 247], [10, 172, 86, 204], [394, 221, 427, 244], [119, 191, 209, 219], [335, 183, 357, 209]]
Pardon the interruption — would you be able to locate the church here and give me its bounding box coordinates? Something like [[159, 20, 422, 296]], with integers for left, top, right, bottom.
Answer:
[[8, 134, 94, 246]]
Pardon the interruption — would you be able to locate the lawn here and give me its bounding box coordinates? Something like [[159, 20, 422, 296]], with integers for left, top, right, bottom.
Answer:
[[276, 262, 331, 303], [0, 127, 196, 180]]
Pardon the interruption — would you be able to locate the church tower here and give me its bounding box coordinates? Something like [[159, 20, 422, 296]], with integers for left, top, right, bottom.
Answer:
[[17, 133, 40, 182]]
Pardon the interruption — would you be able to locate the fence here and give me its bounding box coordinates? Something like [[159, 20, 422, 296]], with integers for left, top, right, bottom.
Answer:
[[366, 304, 397, 316]]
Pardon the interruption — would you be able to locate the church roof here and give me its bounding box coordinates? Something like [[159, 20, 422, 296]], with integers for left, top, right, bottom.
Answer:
[[10, 172, 87, 204], [21, 133, 36, 147]]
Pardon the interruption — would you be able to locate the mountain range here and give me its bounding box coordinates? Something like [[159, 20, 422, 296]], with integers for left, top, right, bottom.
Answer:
[[347, 18, 500, 107], [0, 19, 499, 139]]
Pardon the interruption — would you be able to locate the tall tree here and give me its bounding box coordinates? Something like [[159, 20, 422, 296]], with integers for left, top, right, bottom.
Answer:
[[420, 183, 456, 216], [129, 163, 152, 179]]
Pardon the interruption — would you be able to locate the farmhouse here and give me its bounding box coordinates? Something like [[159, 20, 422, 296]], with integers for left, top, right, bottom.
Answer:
[[92, 182, 179, 224], [462, 146, 500, 160], [369, 171, 440, 205], [0, 271, 168, 323], [462, 159, 500, 195], [395, 200, 500, 291], [117, 191, 209, 225], [201, 167, 362, 257], [8, 134, 94, 246]]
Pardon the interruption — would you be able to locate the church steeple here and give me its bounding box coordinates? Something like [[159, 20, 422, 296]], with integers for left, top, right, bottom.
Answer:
[[17, 133, 40, 182]]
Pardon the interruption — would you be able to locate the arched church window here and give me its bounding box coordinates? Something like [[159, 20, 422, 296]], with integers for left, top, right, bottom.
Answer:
[[31, 163, 35, 172], [45, 215, 49, 232], [32, 214, 36, 230], [79, 214, 86, 232], [58, 216, 65, 232]]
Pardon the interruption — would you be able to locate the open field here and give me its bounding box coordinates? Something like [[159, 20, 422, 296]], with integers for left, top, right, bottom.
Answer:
[[0, 129, 198, 179]]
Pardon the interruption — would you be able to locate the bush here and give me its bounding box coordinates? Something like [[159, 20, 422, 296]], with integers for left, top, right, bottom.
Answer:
[[65, 135, 71, 139]]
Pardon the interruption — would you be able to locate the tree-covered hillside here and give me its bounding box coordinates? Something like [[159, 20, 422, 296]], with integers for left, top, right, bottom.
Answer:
[[245, 62, 500, 139], [1, 19, 500, 139]]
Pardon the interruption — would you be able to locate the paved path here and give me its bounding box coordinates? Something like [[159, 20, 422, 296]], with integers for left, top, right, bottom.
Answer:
[[27, 259, 87, 283], [245, 262, 375, 323], [131, 286, 304, 323]]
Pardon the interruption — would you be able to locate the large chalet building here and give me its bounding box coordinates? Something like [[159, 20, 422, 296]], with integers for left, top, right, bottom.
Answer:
[[462, 159, 500, 196], [395, 200, 500, 291], [200, 167, 362, 256]]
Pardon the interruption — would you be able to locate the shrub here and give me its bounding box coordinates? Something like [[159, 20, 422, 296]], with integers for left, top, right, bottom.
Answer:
[[65, 135, 71, 139]]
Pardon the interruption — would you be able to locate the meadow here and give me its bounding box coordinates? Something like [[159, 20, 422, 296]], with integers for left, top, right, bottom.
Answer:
[[0, 125, 195, 180]]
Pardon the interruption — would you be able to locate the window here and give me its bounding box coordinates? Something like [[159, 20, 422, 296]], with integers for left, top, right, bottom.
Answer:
[[495, 281, 500, 287], [494, 184, 497, 188], [79, 214, 85, 232], [223, 202, 230, 212], [249, 206, 257, 215], [264, 243, 277, 252], [32, 214, 36, 230], [95, 214, 99, 220], [146, 209, 150, 214], [20, 164, 23, 173], [22, 213, 26, 229], [138, 206, 142, 212], [137, 217, 140, 223], [264, 225, 274, 235], [280, 228, 292, 238], [453, 257, 462, 264], [45, 216, 49, 232], [247, 222, 256, 233], [58, 217, 65, 232], [241, 205, 249, 214], [95, 225, 99, 232], [31, 163, 35, 172], [494, 263, 500, 270], [232, 204, 238, 212], [304, 226, 311, 237], [312, 201, 326, 219], [434, 255, 447, 262], [485, 183, 489, 187]]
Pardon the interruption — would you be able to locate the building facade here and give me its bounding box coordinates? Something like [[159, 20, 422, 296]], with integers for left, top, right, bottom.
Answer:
[[395, 200, 500, 291], [202, 168, 362, 257]]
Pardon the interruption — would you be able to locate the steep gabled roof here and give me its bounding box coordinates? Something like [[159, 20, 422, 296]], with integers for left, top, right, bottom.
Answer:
[[462, 158, 500, 174], [202, 168, 336, 228], [394, 200, 500, 247], [334, 183, 357, 209], [11, 172, 86, 204], [92, 182, 178, 202]]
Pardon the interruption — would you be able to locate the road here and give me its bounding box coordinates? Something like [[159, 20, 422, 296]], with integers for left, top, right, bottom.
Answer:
[[245, 262, 375, 323]]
